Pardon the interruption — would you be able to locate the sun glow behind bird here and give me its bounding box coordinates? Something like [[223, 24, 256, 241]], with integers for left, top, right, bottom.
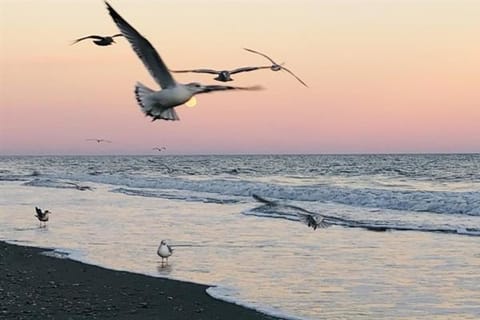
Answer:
[[185, 97, 197, 108]]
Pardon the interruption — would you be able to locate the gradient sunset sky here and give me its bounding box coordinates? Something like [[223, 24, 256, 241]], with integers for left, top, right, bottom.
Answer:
[[1, 0, 479, 155]]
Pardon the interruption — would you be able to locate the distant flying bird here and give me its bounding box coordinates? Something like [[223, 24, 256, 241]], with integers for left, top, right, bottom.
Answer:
[[35, 207, 51, 227], [157, 240, 173, 264], [152, 147, 167, 152], [71, 33, 123, 46], [170, 66, 268, 82], [252, 194, 330, 230], [244, 48, 308, 87], [86, 139, 112, 143], [104, 2, 263, 121], [65, 182, 93, 191]]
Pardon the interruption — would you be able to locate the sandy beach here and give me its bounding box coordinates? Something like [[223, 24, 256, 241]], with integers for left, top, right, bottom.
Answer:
[[0, 241, 279, 320]]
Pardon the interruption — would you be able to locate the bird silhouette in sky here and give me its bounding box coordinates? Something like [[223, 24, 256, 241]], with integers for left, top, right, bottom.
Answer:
[[244, 48, 308, 87], [71, 33, 123, 46]]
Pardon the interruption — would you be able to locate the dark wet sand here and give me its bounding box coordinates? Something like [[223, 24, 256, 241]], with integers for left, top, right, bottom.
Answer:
[[0, 241, 280, 320]]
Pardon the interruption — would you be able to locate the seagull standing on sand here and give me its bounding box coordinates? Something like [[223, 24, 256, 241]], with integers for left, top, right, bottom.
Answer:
[[104, 2, 262, 121], [157, 240, 173, 264], [252, 194, 329, 230], [170, 66, 267, 82], [35, 207, 51, 228], [71, 33, 123, 46], [244, 48, 308, 87]]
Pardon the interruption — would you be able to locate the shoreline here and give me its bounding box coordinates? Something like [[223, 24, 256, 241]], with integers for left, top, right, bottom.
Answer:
[[0, 241, 281, 320]]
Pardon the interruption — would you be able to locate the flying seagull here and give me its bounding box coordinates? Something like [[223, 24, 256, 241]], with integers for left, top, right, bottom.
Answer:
[[170, 66, 268, 82], [35, 207, 51, 228], [104, 1, 262, 121], [152, 147, 167, 152], [252, 194, 330, 230], [244, 48, 308, 87], [71, 33, 123, 46], [86, 139, 112, 143], [157, 240, 173, 264]]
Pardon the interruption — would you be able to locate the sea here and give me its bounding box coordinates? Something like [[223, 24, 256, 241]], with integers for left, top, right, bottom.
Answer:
[[0, 154, 479, 319]]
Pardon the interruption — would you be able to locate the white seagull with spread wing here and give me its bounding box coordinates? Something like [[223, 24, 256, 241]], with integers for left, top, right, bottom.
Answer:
[[104, 2, 262, 121]]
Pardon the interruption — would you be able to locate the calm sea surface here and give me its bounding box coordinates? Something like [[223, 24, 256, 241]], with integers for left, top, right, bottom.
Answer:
[[1, 154, 479, 319]]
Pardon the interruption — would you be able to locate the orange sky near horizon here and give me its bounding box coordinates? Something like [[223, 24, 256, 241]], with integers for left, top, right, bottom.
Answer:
[[1, 0, 479, 155]]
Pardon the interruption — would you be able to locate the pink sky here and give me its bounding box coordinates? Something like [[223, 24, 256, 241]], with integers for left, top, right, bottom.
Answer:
[[1, 0, 479, 155]]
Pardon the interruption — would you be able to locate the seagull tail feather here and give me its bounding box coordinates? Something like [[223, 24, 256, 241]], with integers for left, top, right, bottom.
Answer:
[[134, 82, 155, 113], [134, 82, 179, 121]]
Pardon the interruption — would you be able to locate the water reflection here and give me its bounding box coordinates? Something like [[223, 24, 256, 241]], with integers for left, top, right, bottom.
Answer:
[[1, 183, 479, 320]]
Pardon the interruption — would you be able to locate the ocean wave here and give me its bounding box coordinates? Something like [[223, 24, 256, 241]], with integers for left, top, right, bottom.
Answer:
[[242, 208, 480, 237], [20, 173, 480, 215], [110, 187, 239, 204], [0, 170, 42, 182], [94, 176, 480, 215], [22, 178, 94, 191]]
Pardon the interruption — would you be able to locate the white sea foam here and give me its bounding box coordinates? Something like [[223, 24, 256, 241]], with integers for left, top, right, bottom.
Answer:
[[207, 286, 307, 320], [20, 174, 480, 216]]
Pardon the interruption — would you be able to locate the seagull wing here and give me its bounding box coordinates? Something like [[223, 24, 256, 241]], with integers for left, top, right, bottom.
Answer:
[[252, 194, 278, 205], [35, 207, 42, 216], [71, 35, 104, 45], [167, 244, 173, 254], [197, 84, 263, 94], [111, 33, 123, 38], [280, 66, 308, 87], [105, 2, 176, 89], [244, 48, 278, 65], [170, 68, 220, 75], [229, 66, 263, 74], [252, 194, 319, 215]]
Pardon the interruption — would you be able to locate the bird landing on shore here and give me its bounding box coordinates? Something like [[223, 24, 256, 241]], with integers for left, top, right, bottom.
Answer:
[[35, 207, 51, 228], [252, 194, 330, 230], [157, 240, 173, 265]]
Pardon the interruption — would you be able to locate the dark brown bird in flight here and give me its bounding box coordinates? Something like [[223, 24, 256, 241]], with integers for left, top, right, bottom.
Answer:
[[71, 34, 123, 46], [170, 66, 269, 82]]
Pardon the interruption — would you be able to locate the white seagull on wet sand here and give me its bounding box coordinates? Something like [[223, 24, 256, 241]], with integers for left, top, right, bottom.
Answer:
[[252, 194, 330, 230], [35, 207, 51, 227], [104, 1, 262, 121], [244, 48, 308, 87], [71, 33, 123, 46], [157, 240, 173, 264]]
